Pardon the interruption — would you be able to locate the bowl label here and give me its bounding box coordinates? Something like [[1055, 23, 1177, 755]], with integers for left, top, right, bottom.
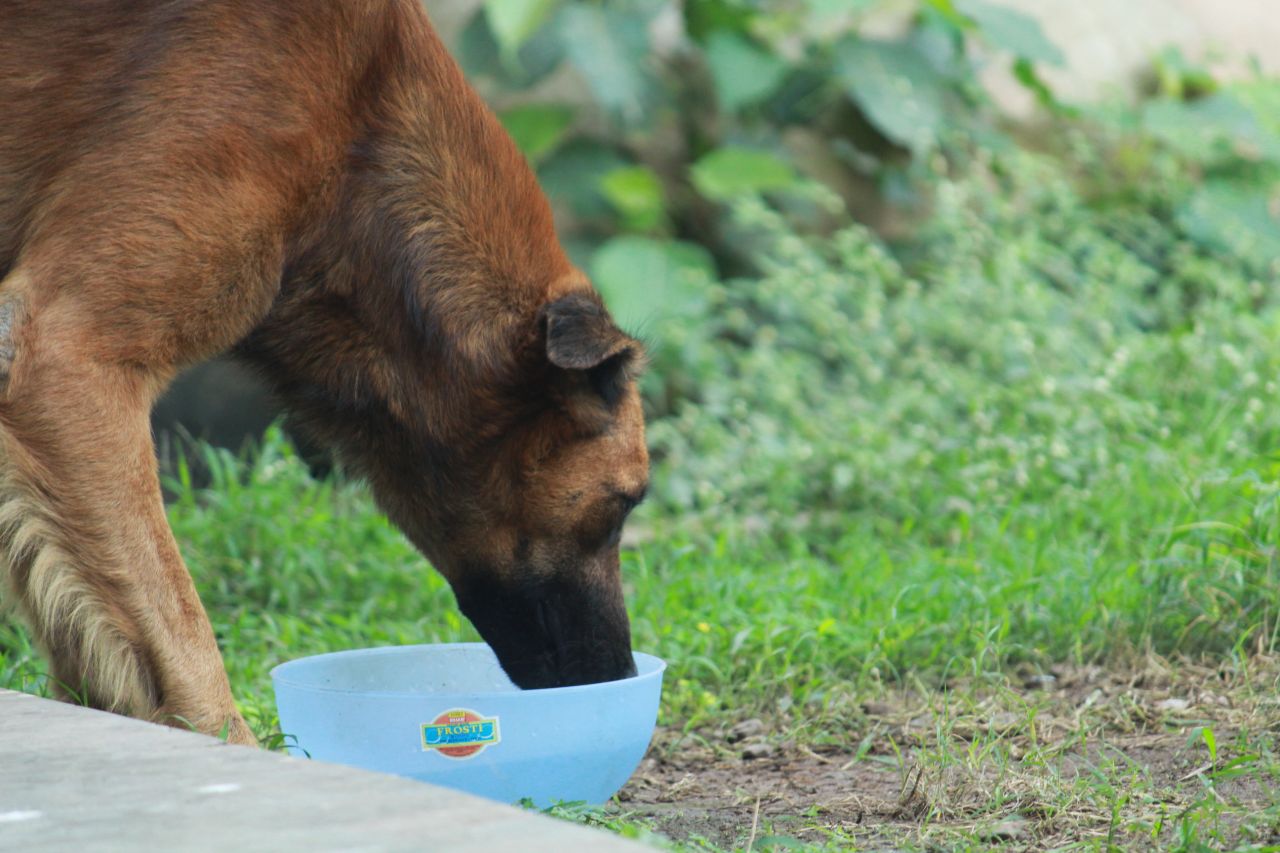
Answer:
[[421, 708, 501, 759]]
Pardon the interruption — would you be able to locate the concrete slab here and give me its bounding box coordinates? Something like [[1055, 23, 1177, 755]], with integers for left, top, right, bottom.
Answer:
[[0, 689, 644, 853]]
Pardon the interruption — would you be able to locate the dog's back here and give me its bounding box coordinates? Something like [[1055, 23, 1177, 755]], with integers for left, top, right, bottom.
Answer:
[[0, 1, 390, 356]]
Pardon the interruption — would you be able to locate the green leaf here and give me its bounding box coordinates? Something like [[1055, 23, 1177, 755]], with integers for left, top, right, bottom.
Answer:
[[1177, 178, 1280, 264], [834, 38, 948, 155], [456, 10, 563, 86], [691, 147, 797, 201], [955, 0, 1064, 65], [1233, 80, 1280, 151], [600, 166, 666, 232], [484, 0, 560, 60], [792, 0, 873, 40], [1200, 726, 1217, 764], [921, 0, 973, 31], [538, 139, 630, 220], [498, 104, 575, 163], [705, 31, 788, 112], [1144, 93, 1280, 163], [684, 0, 755, 42], [806, 0, 871, 16], [560, 5, 653, 124], [1013, 58, 1066, 113], [1153, 46, 1218, 100], [590, 236, 715, 333]]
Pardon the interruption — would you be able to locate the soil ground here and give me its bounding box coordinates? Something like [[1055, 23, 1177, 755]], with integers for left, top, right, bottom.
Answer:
[[610, 659, 1280, 850]]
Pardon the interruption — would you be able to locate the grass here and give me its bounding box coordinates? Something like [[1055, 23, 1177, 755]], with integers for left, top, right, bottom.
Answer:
[[2, 385, 1279, 849], [6, 95, 1280, 849]]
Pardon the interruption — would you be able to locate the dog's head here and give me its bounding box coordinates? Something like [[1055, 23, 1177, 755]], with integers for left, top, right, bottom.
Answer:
[[247, 77, 649, 689], [419, 291, 648, 689], [280, 286, 649, 690]]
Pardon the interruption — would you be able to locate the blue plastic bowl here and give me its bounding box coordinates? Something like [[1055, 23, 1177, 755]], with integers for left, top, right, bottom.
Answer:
[[271, 643, 665, 806]]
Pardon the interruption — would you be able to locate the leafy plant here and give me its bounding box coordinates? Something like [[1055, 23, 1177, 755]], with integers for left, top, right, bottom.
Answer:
[[452, 0, 1067, 340], [1076, 53, 1280, 273]]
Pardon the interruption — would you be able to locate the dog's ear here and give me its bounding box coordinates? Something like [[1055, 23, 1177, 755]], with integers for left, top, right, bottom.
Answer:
[[542, 293, 637, 407]]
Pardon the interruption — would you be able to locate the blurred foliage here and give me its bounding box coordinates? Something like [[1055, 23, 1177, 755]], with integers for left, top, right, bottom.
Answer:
[[1080, 52, 1280, 277], [456, 2, 1280, 365], [454, 0, 1068, 328], [457, 0, 1280, 544], [646, 154, 1280, 537], [627, 51, 1280, 534]]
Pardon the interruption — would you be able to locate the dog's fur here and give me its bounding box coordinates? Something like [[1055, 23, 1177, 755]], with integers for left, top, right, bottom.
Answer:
[[0, 0, 648, 744]]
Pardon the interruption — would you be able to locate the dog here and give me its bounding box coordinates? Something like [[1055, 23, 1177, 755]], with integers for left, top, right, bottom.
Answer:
[[0, 0, 648, 745]]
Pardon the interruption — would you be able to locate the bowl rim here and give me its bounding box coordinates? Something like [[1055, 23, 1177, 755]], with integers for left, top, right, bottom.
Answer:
[[269, 642, 666, 700]]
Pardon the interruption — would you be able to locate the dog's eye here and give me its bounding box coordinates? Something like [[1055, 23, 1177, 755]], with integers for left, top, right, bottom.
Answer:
[[592, 512, 627, 548], [613, 487, 647, 514], [579, 487, 645, 549], [583, 504, 631, 548]]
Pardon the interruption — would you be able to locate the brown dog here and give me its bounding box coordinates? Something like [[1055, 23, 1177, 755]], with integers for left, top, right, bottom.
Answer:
[[0, 0, 648, 745]]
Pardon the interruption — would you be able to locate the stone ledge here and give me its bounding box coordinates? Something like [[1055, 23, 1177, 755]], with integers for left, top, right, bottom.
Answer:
[[0, 689, 644, 852]]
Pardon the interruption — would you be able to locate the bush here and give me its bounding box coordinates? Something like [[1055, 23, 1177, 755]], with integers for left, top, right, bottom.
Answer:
[[449, 0, 1067, 296], [645, 144, 1280, 545]]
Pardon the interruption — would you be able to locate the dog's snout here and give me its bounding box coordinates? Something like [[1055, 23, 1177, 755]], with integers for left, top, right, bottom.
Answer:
[[455, 572, 635, 690]]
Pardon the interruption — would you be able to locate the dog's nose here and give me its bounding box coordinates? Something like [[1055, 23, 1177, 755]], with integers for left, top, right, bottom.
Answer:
[[454, 577, 635, 691], [552, 645, 637, 688]]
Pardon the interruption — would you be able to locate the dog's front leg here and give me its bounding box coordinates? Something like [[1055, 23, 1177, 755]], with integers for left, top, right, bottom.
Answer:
[[0, 286, 254, 745]]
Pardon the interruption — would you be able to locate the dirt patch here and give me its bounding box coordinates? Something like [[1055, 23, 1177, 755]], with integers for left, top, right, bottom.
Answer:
[[611, 659, 1280, 850], [619, 745, 914, 848]]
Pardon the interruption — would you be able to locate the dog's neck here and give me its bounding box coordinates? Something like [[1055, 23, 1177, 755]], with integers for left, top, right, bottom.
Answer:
[[371, 2, 575, 329], [245, 0, 579, 472]]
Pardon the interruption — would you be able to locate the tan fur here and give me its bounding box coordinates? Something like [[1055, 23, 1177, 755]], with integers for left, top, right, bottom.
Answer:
[[1, 500, 158, 716]]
